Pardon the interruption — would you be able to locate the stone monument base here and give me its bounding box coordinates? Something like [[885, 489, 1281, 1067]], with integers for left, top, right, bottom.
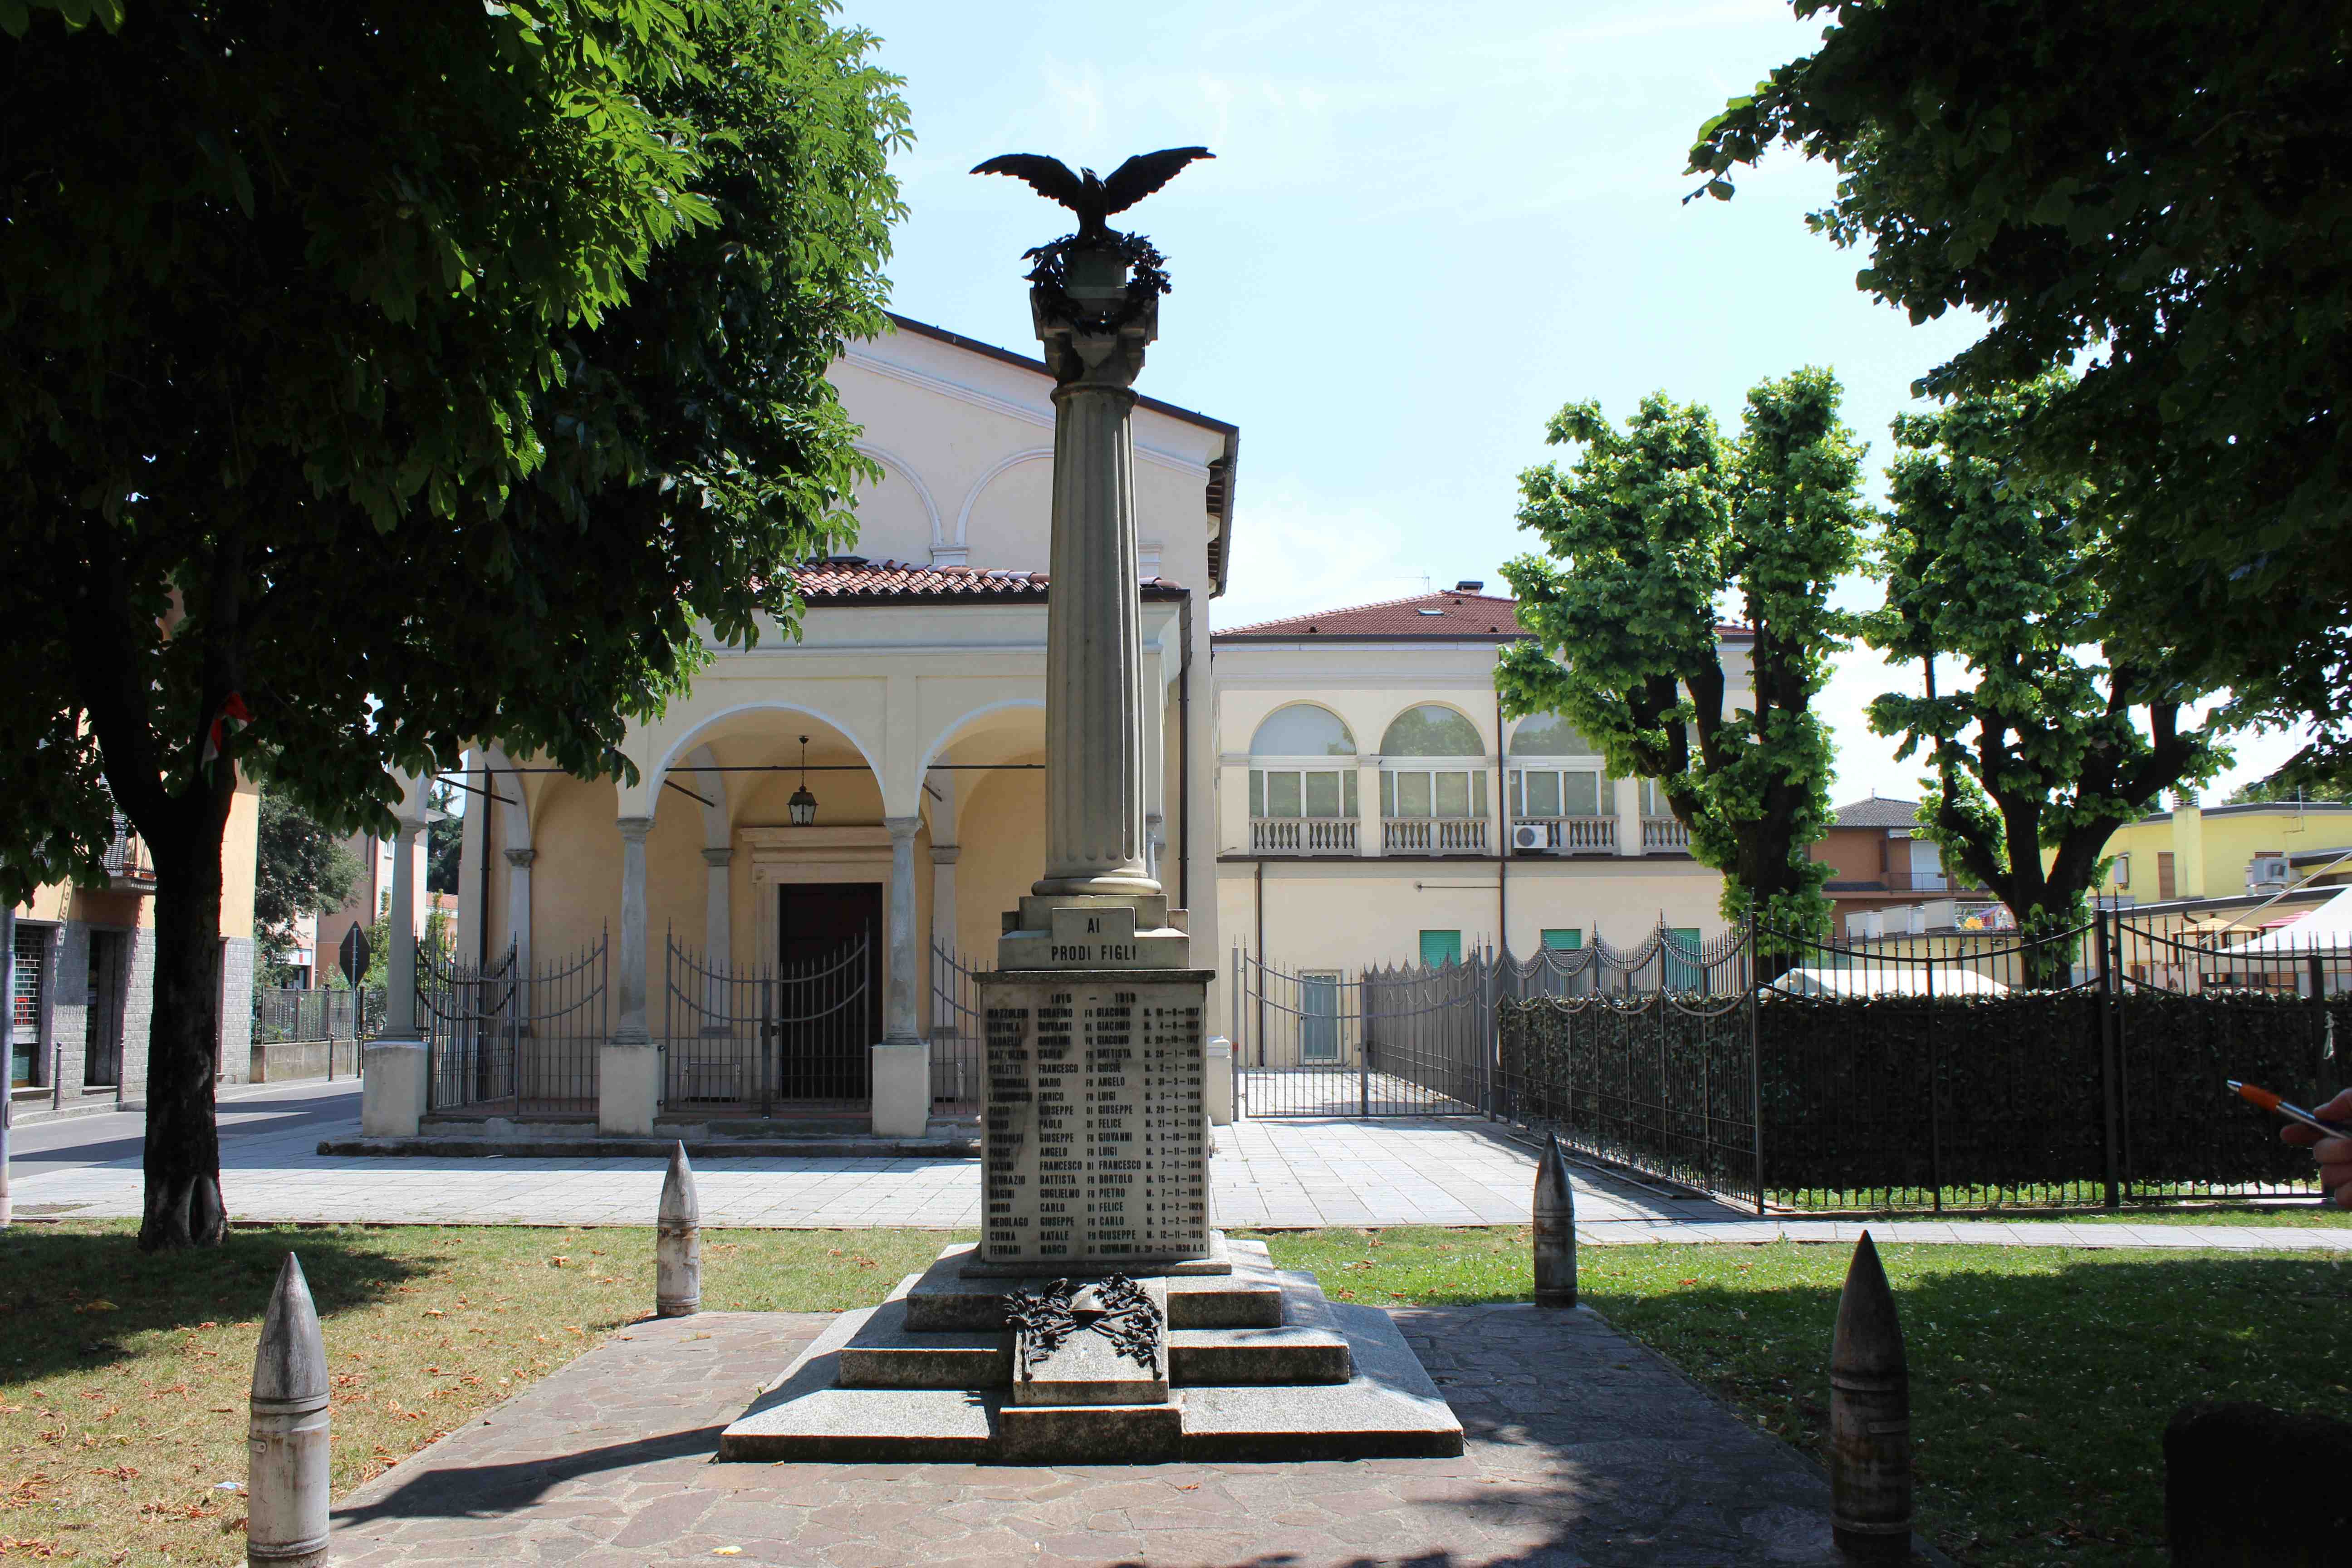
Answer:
[[715, 1236, 1463, 1464]]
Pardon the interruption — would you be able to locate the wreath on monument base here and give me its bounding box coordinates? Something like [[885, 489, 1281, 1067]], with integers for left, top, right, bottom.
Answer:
[[1022, 230, 1172, 334]]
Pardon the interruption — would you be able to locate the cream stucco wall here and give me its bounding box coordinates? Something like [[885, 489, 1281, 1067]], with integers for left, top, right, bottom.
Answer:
[[2084, 803, 2352, 902]]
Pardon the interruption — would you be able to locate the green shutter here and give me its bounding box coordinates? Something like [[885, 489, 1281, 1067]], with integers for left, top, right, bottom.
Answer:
[[1540, 928, 1582, 951], [1418, 930, 1462, 967]]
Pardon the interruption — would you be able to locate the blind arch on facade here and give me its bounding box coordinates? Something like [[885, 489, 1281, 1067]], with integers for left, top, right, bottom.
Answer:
[[1380, 704, 1482, 757], [1250, 704, 1356, 757]]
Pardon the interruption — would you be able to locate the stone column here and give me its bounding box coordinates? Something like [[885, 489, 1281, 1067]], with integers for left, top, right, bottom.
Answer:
[[1032, 275, 1158, 901], [598, 816, 662, 1135], [929, 844, 960, 960], [1614, 775, 1644, 858], [502, 848, 534, 971], [701, 846, 733, 1017], [360, 816, 429, 1137], [870, 815, 929, 1138], [1357, 759, 1385, 858]]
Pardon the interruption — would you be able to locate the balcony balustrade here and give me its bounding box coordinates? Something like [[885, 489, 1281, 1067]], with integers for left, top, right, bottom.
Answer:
[[1384, 816, 1488, 854], [1508, 815, 1617, 853], [1250, 816, 1359, 855], [103, 814, 156, 887], [1641, 816, 1691, 853]]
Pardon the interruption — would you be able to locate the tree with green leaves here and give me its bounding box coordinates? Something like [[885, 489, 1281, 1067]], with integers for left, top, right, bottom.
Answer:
[[0, 0, 906, 1248], [1499, 368, 1870, 949], [2226, 777, 2352, 807], [1686, 0, 2352, 786], [426, 783, 463, 897], [254, 793, 360, 985], [1867, 377, 2227, 978]]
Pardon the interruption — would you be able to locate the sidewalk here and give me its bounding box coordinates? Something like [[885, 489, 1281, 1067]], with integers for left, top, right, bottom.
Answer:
[[9, 1105, 2350, 1250]]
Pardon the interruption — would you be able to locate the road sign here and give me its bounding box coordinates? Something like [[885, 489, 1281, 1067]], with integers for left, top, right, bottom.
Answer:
[[338, 925, 372, 989]]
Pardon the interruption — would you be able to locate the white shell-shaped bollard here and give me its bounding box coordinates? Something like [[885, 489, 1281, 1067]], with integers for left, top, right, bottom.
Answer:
[[248, 1252, 329, 1567], [655, 1141, 701, 1318], [1533, 1132, 1577, 1308]]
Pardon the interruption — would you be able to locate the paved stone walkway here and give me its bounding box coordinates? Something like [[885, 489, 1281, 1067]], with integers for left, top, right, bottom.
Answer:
[[330, 1304, 1916, 1567], [10, 1091, 2348, 1250]]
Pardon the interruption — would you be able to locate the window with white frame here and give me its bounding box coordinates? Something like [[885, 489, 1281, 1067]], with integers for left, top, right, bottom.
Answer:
[[1379, 705, 1487, 819], [1508, 714, 1608, 818], [1249, 705, 1358, 821]]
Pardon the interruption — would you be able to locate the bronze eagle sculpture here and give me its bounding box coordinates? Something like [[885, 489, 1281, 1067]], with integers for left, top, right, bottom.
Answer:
[[970, 147, 1214, 240]]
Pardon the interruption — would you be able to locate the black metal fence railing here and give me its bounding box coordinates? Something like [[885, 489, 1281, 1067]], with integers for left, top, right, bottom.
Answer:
[[251, 986, 384, 1046], [664, 930, 871, 1115], [928, 944, 986, 1117], [420, 932, 606, 1118], [1228, 948, 1488, 1117], [1493, 921, 1758, 1201], [1488, 910, 2352, 1212]]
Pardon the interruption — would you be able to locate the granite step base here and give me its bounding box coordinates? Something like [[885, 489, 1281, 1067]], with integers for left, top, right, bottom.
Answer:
[[717, 1273, 1460, 1463], [904, 1238, 1284, 1333]]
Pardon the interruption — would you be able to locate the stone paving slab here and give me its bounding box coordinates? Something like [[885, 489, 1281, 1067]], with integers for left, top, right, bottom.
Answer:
[[10, 1099, 2348, 1252], [330, 1304, 1935, 1566]]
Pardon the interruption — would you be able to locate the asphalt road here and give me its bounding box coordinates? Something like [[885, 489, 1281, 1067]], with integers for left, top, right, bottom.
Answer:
[[5, 1077, 362, 1178]]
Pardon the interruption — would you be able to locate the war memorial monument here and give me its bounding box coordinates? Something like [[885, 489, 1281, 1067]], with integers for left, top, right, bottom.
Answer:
[[715, 149, 1463, 1463]]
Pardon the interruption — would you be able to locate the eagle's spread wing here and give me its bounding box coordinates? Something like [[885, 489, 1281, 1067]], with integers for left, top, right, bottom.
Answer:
[[971, 153, 1086, 211], [1101, 147, 1214, 216]]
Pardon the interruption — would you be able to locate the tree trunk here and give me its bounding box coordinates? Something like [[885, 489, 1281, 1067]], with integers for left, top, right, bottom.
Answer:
[[140, 829, 228, 1250]]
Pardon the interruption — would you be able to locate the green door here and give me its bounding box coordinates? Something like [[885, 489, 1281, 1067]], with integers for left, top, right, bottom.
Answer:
[[1418, 930, 1462, 968], [1662, 927, 1705, 991]]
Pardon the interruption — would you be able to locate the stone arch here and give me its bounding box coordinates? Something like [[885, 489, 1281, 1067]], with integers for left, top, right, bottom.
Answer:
[[851, 442, 946, 554], [955, 447, 1053, 551], [1378, 702, 1485, 757]]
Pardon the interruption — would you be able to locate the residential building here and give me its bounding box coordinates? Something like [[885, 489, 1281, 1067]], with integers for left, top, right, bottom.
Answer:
[[1210, 586, 1739, 973], [4, 777, 260, 1118], [313, 828, 431, 990], [2092, 799, 2352, 905], [1813, 796, 1979, 926]]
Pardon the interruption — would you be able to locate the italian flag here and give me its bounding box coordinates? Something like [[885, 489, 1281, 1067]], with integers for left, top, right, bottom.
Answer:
[[201, 692, 251, 783]]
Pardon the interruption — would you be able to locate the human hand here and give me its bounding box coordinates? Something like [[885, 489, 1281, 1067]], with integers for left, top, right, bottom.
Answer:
[[2280, 1088, 2352, 1209]]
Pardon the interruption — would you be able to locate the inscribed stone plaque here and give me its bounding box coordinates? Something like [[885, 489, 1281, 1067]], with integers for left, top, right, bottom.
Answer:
[[977, 969, 1211, 1270]]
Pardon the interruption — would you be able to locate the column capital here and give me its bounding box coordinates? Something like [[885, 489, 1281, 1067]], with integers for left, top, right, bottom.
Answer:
[[392, 819, 425, 844], [884, 814, 923, 841], [503, 847, 537, 869], [700, 846, 734, 868], [617, 815, 655, 844], [929, 843, 961, 866]]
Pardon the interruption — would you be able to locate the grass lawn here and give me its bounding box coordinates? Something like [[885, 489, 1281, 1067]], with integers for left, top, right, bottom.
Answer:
[[1253, 1227, 2352, 1568], [0, 1221, 958, 1565], [3, 1220, 2345, 1567]]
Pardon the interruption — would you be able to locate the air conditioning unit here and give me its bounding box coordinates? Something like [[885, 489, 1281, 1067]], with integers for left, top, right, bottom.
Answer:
[[2248, 856, 2291, 890], [1511, 823, 1552, 851]]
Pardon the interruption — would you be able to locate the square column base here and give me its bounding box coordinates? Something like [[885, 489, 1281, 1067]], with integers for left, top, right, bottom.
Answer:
[[597, 1041, 662, 1136], [360, 1039, 428, 1137], [869, 1039, 931, 1138]]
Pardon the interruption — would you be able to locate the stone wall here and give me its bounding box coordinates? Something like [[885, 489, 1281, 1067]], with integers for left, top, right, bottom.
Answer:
[[215, 935, 255, 1085]]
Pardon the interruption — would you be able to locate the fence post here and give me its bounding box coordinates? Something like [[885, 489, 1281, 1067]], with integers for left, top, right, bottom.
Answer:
[[1747, 909, 1765, 1218], [1925, 942, 1941, 1215], [2097, 908, 2123, 1210]]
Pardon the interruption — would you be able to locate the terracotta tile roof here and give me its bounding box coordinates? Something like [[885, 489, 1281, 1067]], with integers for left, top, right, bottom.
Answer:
[[1215, 590, 1530, 641], [789, 558, 1186, 605], [1215, 590, 1755, 643], [1832, 797, 1925, 830]]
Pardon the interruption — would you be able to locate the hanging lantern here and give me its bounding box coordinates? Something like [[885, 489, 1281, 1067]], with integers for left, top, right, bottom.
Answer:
[[787, 734, 818, 827]]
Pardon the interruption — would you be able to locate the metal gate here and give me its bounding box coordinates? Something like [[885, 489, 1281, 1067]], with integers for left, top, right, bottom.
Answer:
[[1229, 947, 1489, 1116], [928, 943, 987, 1117], [421, 932, 606, 1117], [664, 930, 872, 1115]]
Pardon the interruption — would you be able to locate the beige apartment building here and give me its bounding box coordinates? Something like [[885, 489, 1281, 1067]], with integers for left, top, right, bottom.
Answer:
[[1211, 588, 1739, 974]]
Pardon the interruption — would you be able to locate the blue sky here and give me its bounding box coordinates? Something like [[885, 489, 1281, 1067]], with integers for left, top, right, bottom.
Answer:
[[850, 0, 2305, 803]]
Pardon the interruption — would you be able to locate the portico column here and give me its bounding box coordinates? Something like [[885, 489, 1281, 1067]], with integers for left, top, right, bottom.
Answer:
[[701, 844, 733, 983], [870, 814, 929, 1138], [598, 815, 662, 1135], [502, 848, 534, 971], [360, 807, 430, 1137], [929, 844, 960, 960]]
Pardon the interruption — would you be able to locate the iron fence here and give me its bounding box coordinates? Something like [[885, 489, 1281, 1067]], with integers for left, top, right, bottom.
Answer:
[[1494, 922, 1758, 1202], [1487, 910, 2352, 1212], [1228, 948, 1488, 1116], [252, 986, 383, 1046], [664, 930, 871, 1116], [420, 932, 605, 1118]]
